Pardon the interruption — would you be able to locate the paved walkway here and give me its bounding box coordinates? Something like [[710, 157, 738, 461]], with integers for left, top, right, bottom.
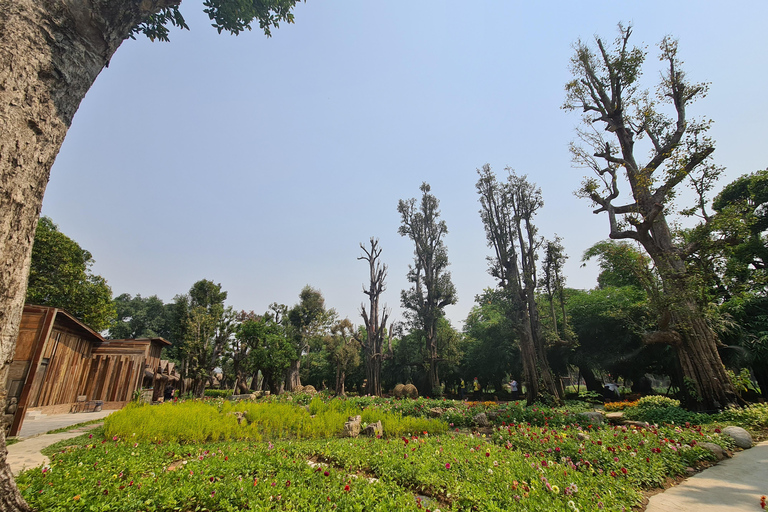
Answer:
[[15, 409, 115, 439], [6, 410, 116, 476], [645, 440, 768, 512]]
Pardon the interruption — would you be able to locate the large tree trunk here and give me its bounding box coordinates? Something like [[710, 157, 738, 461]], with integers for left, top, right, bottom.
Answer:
[[426, 325, 440, 393], [643, 220, 737, 410], [285, 359, 301, 392], [0, 2, 177, 509], [671, 306, 735, 409], [366, 354, 382, 396]]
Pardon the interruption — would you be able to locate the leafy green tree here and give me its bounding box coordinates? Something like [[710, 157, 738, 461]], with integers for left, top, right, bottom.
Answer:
[[26, 216, 115, 331], [476, 165, 561, 404], [564, 24, 736, 409], [397, 182, 458, 394], [286, 286, 335, 391], [325, 318, 361, 395], [173, 280, 235, 397], [683, 169, 768, 399], [238, 314, 296, 395], [109, 293, 173, 340], [0, 3, 303, 508]]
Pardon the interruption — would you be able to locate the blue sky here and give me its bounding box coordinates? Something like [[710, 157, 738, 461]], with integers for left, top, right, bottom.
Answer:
[[41, 1, 768, 328]]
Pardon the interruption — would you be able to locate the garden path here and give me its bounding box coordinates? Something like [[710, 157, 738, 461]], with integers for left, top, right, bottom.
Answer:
[[644, 440, 768, 512], [6, 410, 113, 475]]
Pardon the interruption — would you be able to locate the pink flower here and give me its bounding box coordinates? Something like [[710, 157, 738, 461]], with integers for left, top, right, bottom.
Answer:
[[445, 463, 451, 469]]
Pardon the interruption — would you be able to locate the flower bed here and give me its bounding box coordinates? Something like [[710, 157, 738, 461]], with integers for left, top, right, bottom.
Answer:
[[15, 397, 766, 511]]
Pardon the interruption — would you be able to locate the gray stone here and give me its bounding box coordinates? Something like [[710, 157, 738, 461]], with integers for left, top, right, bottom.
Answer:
[[698, 442, 728, 461], [361, 420, 383, 437], [229, 393, 257, 401], [428, 408, 444, 418], [579, 411, 606, 425], [473, 412, 489, 427], [343, 415, 362, 438], [622, 420, 648, 428], [576, 432, 590, 441], [723, 426, 753, 449]]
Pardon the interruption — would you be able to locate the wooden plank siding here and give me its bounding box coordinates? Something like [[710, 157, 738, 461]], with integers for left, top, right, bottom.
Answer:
[[4, 305, 172, 437]]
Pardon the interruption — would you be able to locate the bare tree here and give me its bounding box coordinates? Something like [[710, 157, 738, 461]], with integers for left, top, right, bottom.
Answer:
[[540, 236, 569, 339], [476, 164, 561, 405], [564, 24, 736, 409], [358, 238, 391, 396], [397, 183, 457, 394]]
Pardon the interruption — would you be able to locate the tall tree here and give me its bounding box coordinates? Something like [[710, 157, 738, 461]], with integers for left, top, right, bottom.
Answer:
[[174, 280, 235, 397], [238, 313, 296, 395], [285, 286, 335, 392], [0, 4, 302, 507], [325, 318, 360, 396], [397, 182, 457, 394], [476, 164, 561, 404], [564, 24, 736, 409], [540, 236, 569, 340], [109, 293, 172, 340], [358, 237, 391, 396], [25, 216, 115, 331]]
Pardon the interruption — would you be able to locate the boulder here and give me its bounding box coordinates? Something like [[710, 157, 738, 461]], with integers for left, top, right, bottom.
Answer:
[[230, 393, 258, 401], [622, 420, 648, 428], [473, 412, 490, 427], [698, 442, 728, 461], [576, 432, 590, 441], [428, 408, 444, 418], [302, 385, 318, 395], [579, 411, 606, 425], [226, 411, 247, 425], [393, 384, 405, 399], [722, 426, 753, 449], [403, 384, 419, 399], [343, 415, 362, 438], [362, 420, 384, 437]]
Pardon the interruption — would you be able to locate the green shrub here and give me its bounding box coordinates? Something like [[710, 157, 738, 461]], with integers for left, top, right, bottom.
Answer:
[[718, 403, 768, 429], [203, 389, 233, 398], [636, 395, 680, 409], [578, 390, 604, 404]]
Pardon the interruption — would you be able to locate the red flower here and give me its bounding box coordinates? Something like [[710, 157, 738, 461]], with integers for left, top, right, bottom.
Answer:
[[621, 468, 627, 474], [344, 485, 350, 492], [445, 463, 451, 469]]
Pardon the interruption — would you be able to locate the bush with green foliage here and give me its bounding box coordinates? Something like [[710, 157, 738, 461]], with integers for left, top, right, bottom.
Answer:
[[203, 389, 233, 398], [635, 395, 680, 409]]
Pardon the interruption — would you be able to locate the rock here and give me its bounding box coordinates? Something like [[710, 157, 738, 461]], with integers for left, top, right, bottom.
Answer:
[[576, 432, 590, 441], [393, 384, 405, 399], [344, 415, 362, 438], [362, 420, 383, 437], [579, 412, 606, 425], [698, 442, 728, 461], [302, 385, 318, 395], [428, 408, 444, 418], [226, 411, 247, 425], [487, 410, 499, 421], [403, 384, 419, 399], [723, 426, 753, 449], [622, 420, 648, 428], [685, 467, 696, 475], [230, 393, 257, 401], [473, 412, 489, 427]]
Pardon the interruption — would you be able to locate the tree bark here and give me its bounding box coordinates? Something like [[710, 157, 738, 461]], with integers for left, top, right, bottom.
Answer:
[[0, 2, 179, 509], [285, 359, 300, 392]]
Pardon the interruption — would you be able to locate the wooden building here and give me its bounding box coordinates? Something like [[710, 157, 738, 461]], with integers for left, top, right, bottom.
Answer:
[[3, 305, 171, 437]]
